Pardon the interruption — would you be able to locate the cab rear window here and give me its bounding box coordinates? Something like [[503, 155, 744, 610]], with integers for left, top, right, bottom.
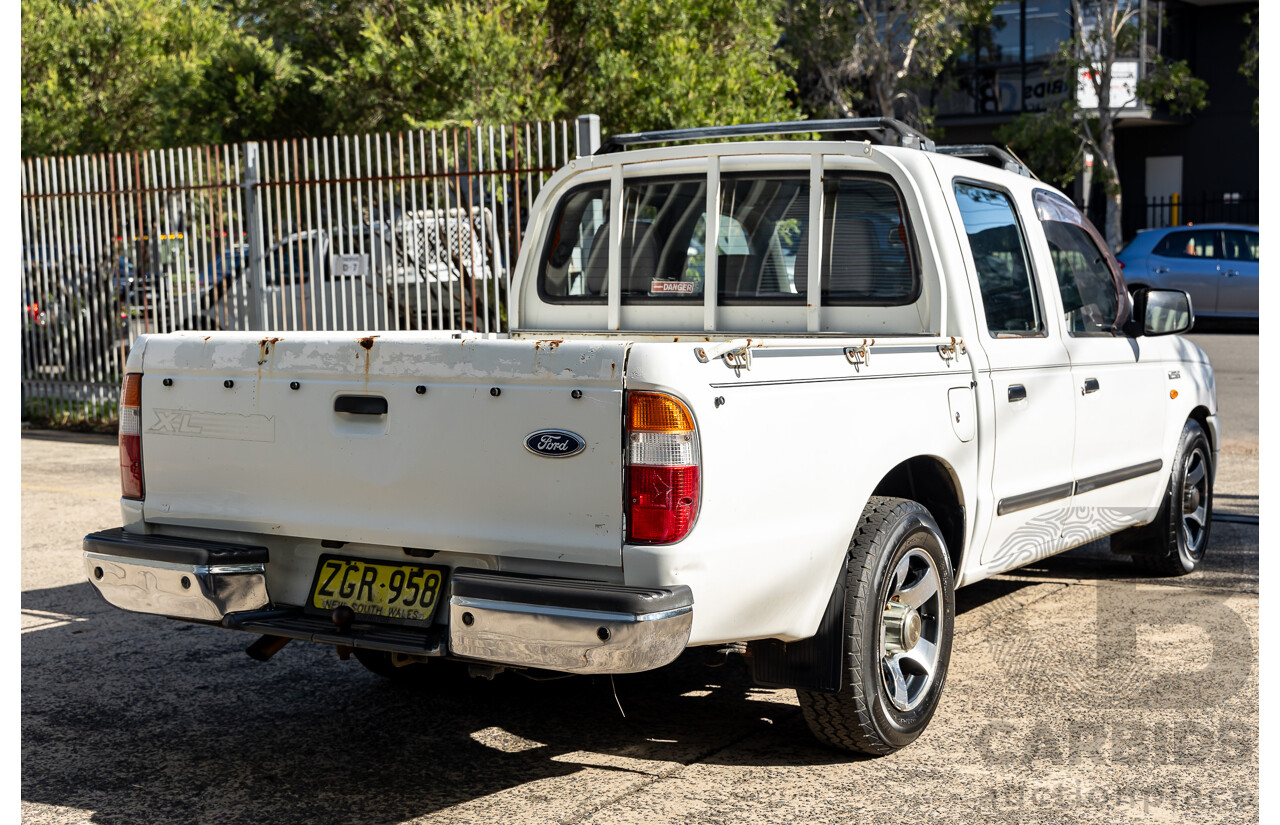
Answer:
[[538, 174, 918, 306]]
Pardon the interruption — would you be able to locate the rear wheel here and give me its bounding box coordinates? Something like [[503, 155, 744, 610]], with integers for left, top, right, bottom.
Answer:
[[797, 497, 955, 755], [1114, 419, 1213, 576]]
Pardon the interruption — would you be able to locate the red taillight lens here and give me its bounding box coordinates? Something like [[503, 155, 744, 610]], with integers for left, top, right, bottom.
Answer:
[[626, 392, 699, 544], [627, 466, 699, 543], [120, 374, 144, 500]]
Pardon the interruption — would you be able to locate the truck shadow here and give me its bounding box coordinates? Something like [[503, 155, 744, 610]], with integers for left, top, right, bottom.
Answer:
[[23, 584, 854, 825], [21, 563, 1175, 824]]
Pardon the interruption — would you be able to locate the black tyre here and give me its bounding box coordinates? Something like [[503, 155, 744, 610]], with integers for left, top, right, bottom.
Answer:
[[1114, 419, 1213, 576], [797, 496, 955, 755]]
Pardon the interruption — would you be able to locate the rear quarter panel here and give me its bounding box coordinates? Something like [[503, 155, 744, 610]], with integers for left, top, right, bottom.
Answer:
[[621, 339, 979, 646]]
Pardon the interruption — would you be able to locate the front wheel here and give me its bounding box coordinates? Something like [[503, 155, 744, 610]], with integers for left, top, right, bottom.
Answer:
[[1114, 418, 1213, 575], [797, 496, 955, 755]]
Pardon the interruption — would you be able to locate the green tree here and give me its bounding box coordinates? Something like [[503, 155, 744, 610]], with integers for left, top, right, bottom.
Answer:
[[1240, 9, 1258, 126], [310, 0, 562, 132], [563, 0, 796, 131], [308, 0, 796, 134], [997, 1, 1206, 248], [993, 114, 1082, 190], [219, 0, 377, 137], [23, 0, 796, 155], [779, 0, 994, 128], [22, 0, 299, 156]]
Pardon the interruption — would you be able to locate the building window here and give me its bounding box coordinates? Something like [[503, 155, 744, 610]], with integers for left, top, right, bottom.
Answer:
[[933, 0, 1074, 118], [1025, 0, 1070, 61]]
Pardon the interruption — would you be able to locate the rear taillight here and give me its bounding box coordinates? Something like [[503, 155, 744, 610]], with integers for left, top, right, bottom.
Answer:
[[120, 373, 144, 500], [626, 392, 700, 544]]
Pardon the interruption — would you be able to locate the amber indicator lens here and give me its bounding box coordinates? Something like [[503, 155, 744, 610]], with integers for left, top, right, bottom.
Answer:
[[628, 392, 694, 432]]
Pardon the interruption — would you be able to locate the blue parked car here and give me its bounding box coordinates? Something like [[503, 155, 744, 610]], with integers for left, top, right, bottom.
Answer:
[[1116, 223, 1258, 319]]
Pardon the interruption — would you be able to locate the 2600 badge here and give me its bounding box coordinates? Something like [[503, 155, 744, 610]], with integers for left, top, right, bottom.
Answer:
[[307, 555, 445, 625]]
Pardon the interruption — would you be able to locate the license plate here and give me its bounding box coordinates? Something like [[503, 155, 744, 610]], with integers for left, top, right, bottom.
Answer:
[[307, 555, 446, 625]]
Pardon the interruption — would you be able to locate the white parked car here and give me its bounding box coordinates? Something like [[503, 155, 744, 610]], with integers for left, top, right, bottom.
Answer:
[[84, 120, 1217, 755]]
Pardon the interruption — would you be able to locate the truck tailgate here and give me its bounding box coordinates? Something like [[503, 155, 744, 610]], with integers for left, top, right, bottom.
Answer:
[[137, 332, 628, 566]]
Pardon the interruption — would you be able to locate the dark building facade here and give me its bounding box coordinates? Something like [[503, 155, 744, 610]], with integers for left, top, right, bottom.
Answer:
[[926, 0, 1258, 244]]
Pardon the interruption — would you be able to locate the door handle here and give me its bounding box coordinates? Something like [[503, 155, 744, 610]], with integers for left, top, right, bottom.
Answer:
[[334, 395, 388, 415], [1007, 384, 1027, 402], [1082, 378, 1100, 395], [1153, 265, 1170, 274], [1224, 269, 1240, 277]]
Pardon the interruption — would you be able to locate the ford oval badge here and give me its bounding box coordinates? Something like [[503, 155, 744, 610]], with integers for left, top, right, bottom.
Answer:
[[525, 429, 586, 458]]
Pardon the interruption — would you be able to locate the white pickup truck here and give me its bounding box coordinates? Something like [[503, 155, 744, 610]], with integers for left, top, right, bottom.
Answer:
[[85, 120, 1217, 756]]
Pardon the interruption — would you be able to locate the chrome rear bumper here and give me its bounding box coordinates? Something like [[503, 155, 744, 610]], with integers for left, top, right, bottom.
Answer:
[[84, 530, 694, 675], [84, 528, 271, 622], [448, 569, 694, 674]]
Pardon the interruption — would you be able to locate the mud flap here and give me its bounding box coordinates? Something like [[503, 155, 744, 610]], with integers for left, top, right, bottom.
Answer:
[[747, 572, 845, 693]]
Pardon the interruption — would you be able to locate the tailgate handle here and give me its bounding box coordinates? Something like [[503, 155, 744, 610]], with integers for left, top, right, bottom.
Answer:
[[334, 395, 388, 415]]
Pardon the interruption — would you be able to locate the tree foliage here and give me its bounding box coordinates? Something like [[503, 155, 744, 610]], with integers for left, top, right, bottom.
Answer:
[[779, 0, 994, 128], [310, 0, 563, 132], [23, 0, 796, 156], [995, 1, 1208, 248], [22, 0, 298, 156], [992, 114, 1083, 190], [563, 0, 796, 132], [1240, 10, 1258, 126]]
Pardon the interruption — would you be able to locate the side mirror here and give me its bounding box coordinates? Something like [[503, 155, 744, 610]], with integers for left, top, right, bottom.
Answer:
[[1126, 287, 1194, 336]]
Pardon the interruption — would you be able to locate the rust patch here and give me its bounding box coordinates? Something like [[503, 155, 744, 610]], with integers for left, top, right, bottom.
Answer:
[[535, 339, 565, 351], [357, 336, 378, 376], [257, 336, 282, 367]]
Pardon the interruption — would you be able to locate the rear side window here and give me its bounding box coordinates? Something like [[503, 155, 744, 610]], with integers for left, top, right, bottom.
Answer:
[[817, 178, 918, 305], [1222, 230, 1259, 263], [1153, 229, 1218, 259], [1043, 221, 1121, 335], [540, 184, 610, 299], [953, 182, 1042, 336]]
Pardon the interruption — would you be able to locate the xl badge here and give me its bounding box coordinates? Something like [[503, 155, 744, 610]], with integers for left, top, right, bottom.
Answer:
[[525, 429, 586, 458]]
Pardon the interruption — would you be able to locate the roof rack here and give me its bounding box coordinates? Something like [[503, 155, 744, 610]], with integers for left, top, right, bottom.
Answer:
[[595, 118, 1035, 179], [932, 145, 1031, 177], [596, 118, 937, 154]]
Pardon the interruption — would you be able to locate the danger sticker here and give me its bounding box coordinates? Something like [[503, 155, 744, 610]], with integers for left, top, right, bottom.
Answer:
[[650, 281, 697, 295]]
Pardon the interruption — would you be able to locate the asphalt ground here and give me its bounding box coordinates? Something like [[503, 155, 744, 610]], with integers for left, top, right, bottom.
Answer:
[[20, 333, 1259, 824], [1185, 330, 1259, 448]]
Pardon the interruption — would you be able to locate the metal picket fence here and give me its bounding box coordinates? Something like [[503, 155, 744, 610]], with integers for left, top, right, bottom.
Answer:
[[21, 116, 600, 425], [1139, 192, 1258, 230]]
